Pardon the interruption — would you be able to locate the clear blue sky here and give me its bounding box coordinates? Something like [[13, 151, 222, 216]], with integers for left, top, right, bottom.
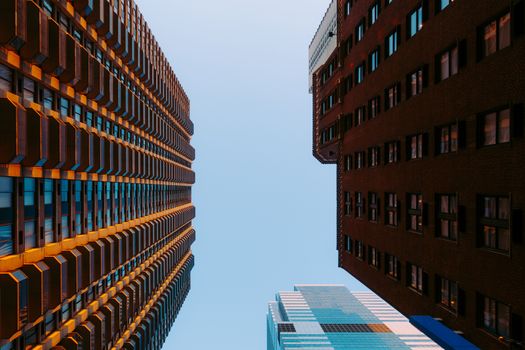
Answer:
[[134, 1, 368, 349]]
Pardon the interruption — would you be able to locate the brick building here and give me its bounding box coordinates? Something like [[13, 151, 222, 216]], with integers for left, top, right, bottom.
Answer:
[[0, 0, 195, 349], [311, 0, 525, 348]]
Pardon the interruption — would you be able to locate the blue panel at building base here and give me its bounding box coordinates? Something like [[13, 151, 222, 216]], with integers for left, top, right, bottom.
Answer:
[[409, 316, 480, 350]]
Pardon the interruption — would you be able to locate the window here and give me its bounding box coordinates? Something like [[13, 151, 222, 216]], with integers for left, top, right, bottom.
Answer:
[[86, 181, 94, 232], [480, 12, 511, 58], [386, 193, 399, 226], [481, 295, 510, 338], [321, 59, 337, 85], [355, 62, 365, 85], [385, 83, 400, 110], [438, 46, 459, 81], [343, 37, 353, 58], [24, 178, 38, 250], [408, 263, 425, 293], [369, 1, 381, 27], [119, 183, 125, 222], [60, 180, 70, 239], [86, 111, 93, 127], [23, 77, 35, 102], [74, 180, 83, 235], [355, 151, 365, 169], [355, 19, 365, 43], [386, 28, 399, 57], [408, 5, 424, 38], [355, 106, 366, 126], [386, 254, 400, 279], [480, 195, 510, 252], [320, 125, 337, 144], [368, 247, 380, 268], [368, 96, 381, 119], [368, 193, 379, 222], [385, 141, 400, 164], [437, 194, 458, 241], [97, 182, 103, 229], [437, 123, 459, 154], [369, 47, 380, 73], [436, 0, 454, 12], [344, 154, 353, 172], [385, 0, 394, 6], [44, 313, 56, 336], [43, 180, 54, 244], [407, 67, 425, 97], [356, 192, 364, 218], [342, 75, 353, 95], [438, 277, 458, 312], [355, 240, 364, 259], [407, 134, 425, 160], [43, 88, 54, 110], [0, 177, 14, 257], [59, 97, 70, 116], [368, 147, 380, 167], [73, 104, 82, 122], [408, 193, 423, 233], [41, 0, 55, 16], [344, 235, 352, 253], [479, 108, 511, 146], [0, 64, 13, 92], [341, 113, 353, 133], [105, 182, 111, 227], [344, 192, 352, 216], [344, 0, 352, 17]]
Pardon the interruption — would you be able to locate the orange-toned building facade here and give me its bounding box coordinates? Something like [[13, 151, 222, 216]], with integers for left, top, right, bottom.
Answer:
[[0, 1, 195, 349], [312, 0, 524, 349]]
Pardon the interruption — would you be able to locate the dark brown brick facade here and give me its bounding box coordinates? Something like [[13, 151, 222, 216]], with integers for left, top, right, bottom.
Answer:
[[313, 0, 525, 348]]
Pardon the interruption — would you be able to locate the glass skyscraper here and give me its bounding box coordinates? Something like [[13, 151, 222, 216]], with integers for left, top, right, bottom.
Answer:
[[268, 285, 443, 349]]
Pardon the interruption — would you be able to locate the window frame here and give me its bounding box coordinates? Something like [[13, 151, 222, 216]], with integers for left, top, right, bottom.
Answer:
[[385, 140, 400, 164], [344, 154, 353, 172], [355, 18, 366, 44], [407, 193, 424, 233], [408, 263, 425, 294], [407, 66, 426, 98], [408, 4, 424, 38], [436, 123, 459, 154], [386, 254, 400, 280], [478, 107, 511, 147], [368, 96, 381, 119], [438, 276, 459, 314], [344, 192, 352, 216], [385, 28, 400, 57], [436, 193, 459, 241], [479, 294, 511, 338], [355, 192, 364, 219], [355, 62, 366, 85], [479, 194, 511, 253], [355, 151, 365, 169], [479, 11, 512, 59], [368, 246, 380, 269], [368, 146, 380, 167], [368, 192, 379, 222], [368, 47, 381, 73], [355, 240, 364, 260], [385, 192, 399, 227], [385, 83, 400, 110], [437, 45, 459, 81], [407, 133, 425, 160], [369, 1, 381, 27]]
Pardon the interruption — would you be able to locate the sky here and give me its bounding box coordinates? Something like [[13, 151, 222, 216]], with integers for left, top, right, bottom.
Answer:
[[134, 1, 368, 348]]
